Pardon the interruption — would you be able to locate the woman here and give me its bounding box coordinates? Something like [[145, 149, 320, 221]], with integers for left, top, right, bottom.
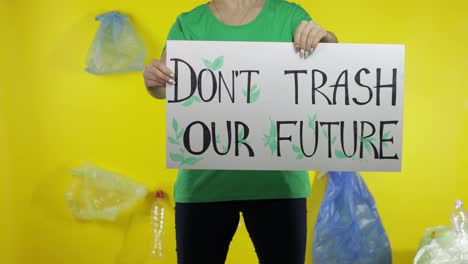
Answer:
[[143, 0, 338, 263]]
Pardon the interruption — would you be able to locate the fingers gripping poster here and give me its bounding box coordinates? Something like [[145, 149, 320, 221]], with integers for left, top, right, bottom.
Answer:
[[165, 41, 404, 172]]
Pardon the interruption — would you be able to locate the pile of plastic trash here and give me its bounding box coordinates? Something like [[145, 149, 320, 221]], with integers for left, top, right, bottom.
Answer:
[[414, 200, 468, 264]]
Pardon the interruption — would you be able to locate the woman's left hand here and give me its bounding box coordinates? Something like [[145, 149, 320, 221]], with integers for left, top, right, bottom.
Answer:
[[294, 20, 336, 58]]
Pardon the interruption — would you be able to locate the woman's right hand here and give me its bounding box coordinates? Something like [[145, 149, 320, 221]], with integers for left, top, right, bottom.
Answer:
[[143, 49, 175, 90]]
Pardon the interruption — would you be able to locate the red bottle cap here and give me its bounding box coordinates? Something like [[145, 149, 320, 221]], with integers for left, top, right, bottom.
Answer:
[[155, 190, 164, 199]]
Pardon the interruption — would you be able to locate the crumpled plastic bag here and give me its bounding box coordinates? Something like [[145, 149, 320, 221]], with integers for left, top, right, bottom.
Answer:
[[414, 200, 468, 264], [85, 11, 147, 75], [313, 171, 392, 264], [65, 162, 147, 221], [414, 226, 468, 264]]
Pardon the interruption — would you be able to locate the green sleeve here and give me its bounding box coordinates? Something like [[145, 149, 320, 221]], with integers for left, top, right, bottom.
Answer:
[[167, 16, 189, 41], [164, 16, 190, 52], [289, 3, 312, 35]]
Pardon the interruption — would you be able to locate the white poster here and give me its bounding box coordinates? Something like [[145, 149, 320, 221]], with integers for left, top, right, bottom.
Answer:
[[166, 41, 404, 172]]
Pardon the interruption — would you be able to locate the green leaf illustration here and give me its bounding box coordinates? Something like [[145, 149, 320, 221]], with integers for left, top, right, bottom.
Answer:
[[182, 157, 203, 165], [222, 146, 229, 152], [269, 142, 277, 155], [168, 136, 179, 145], [170, 153, 183, 162], [331, 136, 337, 145], [383, 131, 391, 139], [322, 130, 328, 138], [242, 84, 260, 103], [238, 128, 244, 142], [193, 96, 202, 102], [269, 119, 277, 138], [363, 140, 372, 154], [383, 142, 389, 148], [177, 129, 185, 140], [308, 113, 318, 130], [296, 153, 304, 160], [250, 89, 260, 103], [292, 144, 301, 153], [363, 137, 377, 142], [263, 118, 278, 155], [215, 135, 221, 144], [182, 96, 201, 107], [172, 118, 178, 133], [335, 149, 347, 159], [182, 97, 194, 107], [168, 122, 203, 166], [211, 56, 224, 70], [203, 59, 212, 69]]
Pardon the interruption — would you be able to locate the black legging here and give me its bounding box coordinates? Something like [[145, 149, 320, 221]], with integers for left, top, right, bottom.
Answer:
[[175, 198, 307, 264]]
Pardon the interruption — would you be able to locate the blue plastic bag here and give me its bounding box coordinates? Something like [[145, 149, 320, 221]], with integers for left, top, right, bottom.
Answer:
[[313, 171, 392, 264], [86, 11, 147, 75]]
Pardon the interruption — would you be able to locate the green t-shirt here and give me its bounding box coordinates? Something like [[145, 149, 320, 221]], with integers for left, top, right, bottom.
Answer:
[[167, 0, 312, 203]]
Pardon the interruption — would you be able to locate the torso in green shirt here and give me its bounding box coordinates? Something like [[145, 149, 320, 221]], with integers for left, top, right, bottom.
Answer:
[[167, 0, 312, 203]]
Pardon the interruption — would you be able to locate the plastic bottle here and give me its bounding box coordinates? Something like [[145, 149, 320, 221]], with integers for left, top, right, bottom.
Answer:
[[115, 190, 168, 264], [149, 190, 166, 258], [450, 199, 468, 234]]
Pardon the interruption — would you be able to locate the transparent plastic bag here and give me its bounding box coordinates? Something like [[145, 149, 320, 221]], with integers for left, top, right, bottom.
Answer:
[[65, 162, 147, 221], [85, 11, 147, 75], [414, 200, 468, 264], [313, 171, 392, 264]]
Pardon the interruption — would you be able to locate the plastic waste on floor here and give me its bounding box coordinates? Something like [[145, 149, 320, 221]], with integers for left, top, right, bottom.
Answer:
[[313, 171, 392, 264], [414, 199, 468, 264], [65, 162, 147, 221], [85, 11, 147, 75]]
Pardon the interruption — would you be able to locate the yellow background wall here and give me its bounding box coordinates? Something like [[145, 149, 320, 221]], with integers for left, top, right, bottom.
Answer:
[[1, 0, 467, 263]]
